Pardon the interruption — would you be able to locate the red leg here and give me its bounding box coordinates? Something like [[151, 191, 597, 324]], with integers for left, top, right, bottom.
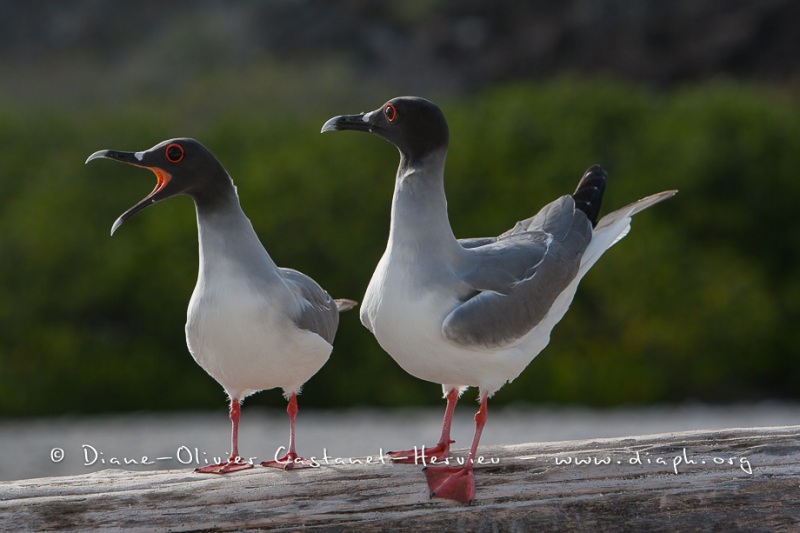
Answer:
[[388, 388, 459, 464], [262, 393, 314, 470], [423, 393, 488, 504], [196, 398, 254, 474]]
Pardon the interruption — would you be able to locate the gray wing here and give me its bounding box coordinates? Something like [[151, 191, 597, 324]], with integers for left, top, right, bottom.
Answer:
[[281, 268, 339, 345], [443, 196, 592, 349], [457, 231, 551, 295], [458, 236, 499, 249]]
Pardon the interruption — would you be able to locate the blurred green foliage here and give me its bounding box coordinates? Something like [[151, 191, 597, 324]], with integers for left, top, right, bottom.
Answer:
[[1, 79, 798, 416]]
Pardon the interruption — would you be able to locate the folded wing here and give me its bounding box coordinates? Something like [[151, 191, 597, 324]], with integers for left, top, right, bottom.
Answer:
[[282, 268, 340, 345], [444, 196, 592, 349]]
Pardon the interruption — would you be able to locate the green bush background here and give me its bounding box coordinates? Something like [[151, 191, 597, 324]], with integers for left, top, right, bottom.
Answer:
[[1, 79, 798, 416]]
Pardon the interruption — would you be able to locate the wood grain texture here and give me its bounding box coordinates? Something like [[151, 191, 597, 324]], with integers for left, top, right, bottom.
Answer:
[[1, 426, 798, 532]]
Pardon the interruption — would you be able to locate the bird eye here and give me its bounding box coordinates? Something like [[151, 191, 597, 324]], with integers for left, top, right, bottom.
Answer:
[[384, 103, 398, 123], [165, 143, 184, 163]]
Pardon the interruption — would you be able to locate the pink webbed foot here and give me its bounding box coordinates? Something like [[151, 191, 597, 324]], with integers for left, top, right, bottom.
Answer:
[[390, 388, 460, 464], [261, 393, 314, 471], [195, 456, 254, 474], [261, 451, 315, 471], [423, 465, 475, 504], [197, 398, 253, 474], [387, 440, 455, 464]]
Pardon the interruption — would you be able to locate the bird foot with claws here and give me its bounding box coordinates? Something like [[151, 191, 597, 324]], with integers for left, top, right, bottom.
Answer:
[[261, 452, 315, 470], [195, 456, 254, 474], [424, 465, 475, 504], [387, 440, 455, 464]]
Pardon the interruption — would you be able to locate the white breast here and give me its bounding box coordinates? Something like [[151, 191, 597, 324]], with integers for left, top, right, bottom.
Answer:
[[362, 251, 534, 395], [186, 259, 332, 400]]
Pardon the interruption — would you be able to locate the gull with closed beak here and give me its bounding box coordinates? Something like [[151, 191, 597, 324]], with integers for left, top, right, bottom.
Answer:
[[322, 97, 675, 503]]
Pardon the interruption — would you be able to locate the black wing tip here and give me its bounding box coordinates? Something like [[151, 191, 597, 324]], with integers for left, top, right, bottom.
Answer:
[[572, 164, 608, 227]]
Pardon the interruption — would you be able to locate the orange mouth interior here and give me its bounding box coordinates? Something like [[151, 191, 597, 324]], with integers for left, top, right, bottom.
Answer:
[[145, 168, 171, 198]]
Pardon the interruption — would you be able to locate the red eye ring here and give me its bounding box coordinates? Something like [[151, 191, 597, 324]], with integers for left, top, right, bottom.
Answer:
[[165, 143, 184, 163], [384, 103, 398, 123]]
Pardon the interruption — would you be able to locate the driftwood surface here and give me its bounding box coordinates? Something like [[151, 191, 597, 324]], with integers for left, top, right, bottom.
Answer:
[[1, 426, 798, 532]]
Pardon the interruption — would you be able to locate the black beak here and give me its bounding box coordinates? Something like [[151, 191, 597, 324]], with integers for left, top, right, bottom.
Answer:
[[321, 110, 380, 134], [85, 149, 143, 166], [86, 149, 173, 235]]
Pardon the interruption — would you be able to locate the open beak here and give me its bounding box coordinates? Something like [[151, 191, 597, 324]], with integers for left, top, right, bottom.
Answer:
[[85, 149, 172, 235]]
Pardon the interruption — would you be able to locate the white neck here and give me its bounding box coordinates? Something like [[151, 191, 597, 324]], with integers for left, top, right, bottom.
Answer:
[[388, 148, 459, 257]]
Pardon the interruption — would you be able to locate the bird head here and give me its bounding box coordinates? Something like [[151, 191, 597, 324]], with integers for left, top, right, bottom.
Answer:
[[86, 138, 230, 235], [321, 96, 449, 164]]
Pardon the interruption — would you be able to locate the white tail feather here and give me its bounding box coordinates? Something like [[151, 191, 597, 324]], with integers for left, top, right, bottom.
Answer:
[[579, 190, 677, 277], [334, 298, 358, 312]]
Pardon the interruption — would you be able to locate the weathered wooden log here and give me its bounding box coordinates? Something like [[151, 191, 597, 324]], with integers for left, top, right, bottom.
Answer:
[[1, 426, 798, 531]]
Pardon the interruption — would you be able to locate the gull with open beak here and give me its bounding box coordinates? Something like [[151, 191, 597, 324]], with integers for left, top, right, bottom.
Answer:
[[87, 138, 355, 474]]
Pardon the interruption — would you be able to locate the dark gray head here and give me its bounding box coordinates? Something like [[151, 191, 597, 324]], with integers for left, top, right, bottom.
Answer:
[[321, 96, 449, 164], [86, 138, 233, 234]]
